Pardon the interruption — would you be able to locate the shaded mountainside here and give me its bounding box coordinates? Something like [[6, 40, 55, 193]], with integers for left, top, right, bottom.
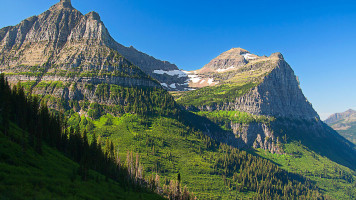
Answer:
[[175, 48, 356, 169], [325, 109, 356, 144], [0, 74, 165, 200], [0, 123, 165, 200]]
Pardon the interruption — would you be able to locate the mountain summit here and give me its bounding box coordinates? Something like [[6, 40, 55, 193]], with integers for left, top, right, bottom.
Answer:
[[199, 48, 261, 73], [50, 0, 73, 10]]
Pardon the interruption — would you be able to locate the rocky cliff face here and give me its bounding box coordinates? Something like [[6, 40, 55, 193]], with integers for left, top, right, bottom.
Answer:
[[233, 58, 319, 120], [0, 0, 162, 97], [0, 0, 189, 92], [0, 0, 171, 116]]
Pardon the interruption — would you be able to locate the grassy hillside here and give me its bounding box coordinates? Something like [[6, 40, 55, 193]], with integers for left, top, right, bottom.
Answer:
[[175, 82, 257, 108], [69, 113, 325, 199], [1, 74, 349, 199], [0, 122, 164, 200], [174, 58, 278, 108]]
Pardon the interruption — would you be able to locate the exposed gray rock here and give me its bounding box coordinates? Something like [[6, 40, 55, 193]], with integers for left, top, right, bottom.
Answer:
[[200, 48, 250, 72], [234, 59, 319, 120], [181, 48, 324, 153]]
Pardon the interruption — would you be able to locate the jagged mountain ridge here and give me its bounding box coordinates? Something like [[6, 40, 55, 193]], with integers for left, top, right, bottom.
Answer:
[[0, 0, 156, 85], [325, 109, 356, 126], [0, 0, 190, 91]]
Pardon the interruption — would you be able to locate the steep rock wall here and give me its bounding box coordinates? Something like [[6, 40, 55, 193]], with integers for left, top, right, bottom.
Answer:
[[234, 59, 319, 120]]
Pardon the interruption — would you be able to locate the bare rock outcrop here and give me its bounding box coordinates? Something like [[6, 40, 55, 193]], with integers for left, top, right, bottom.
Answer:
[[234, 59, 319, 120]]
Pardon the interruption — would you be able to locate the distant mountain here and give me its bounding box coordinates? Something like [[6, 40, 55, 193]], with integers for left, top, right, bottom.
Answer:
[[325, 109, 356, 125], [325, 109, 356, 144]]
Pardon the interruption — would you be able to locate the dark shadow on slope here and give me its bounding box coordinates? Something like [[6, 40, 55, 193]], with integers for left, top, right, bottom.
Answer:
[[178, 110, 240, 148], [273, 118, 356, 170]]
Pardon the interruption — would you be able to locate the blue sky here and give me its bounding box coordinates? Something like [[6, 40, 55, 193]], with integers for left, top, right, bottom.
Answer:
[[0, 0, 355, 119]]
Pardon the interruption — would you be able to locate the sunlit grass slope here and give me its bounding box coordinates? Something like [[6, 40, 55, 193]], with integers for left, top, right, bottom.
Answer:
[[68, 113, 324, 200]]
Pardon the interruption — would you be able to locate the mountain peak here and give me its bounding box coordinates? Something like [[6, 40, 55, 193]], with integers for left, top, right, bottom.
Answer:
[[325, 109, 356, 125], [346, 109, 356, 113], [270, 52, 284, 60], [198, 47, 259, 73], [50, 0, 73, 10], [228, 47, 250, 54], [86, 11, 101, 21]]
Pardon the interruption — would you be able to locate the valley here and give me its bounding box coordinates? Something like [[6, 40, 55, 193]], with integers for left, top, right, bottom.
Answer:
[[0, 0, 355, 199]]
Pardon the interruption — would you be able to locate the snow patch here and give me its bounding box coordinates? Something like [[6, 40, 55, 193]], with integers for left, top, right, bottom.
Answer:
[[188, 75, 201, 83], [153, 70, 188, 78], [200, 80, 206, 84], [160, 83, 168, 87], [169, 83, 176, 89], [177, 82, 189, 85], [242, 53, 258, 60], [208, 78, 215, 85]]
